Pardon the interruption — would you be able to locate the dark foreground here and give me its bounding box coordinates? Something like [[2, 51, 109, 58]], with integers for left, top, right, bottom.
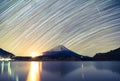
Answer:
[[0, 61, 120, 81]]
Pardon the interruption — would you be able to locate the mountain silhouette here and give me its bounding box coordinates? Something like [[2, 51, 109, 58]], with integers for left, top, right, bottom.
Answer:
[[13, 45, 92, 61], [94, 47, 120, 60], [43, 45, 81, 56], [0, 48, 15, 58], [36, 45, 92, 61], [1, 45, 120, 61], [40, 45, 82, 60]]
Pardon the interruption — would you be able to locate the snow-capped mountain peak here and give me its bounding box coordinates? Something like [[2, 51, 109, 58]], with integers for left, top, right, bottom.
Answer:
[[48, 45, 69, 52]]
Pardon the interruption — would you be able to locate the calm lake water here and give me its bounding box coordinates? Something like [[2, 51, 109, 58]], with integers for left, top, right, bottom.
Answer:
[[0, 61, 120, 81]]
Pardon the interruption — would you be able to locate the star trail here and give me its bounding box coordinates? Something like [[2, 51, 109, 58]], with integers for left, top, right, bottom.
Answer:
[[0, 0, 120, 56]]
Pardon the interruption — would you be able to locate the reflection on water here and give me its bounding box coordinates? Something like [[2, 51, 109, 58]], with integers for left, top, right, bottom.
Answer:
[[0, 61, 19, 81], [42, 62, 81, 76], [27, 62, 42, 81], [1, 62, 11, 75], [82, 63, 84, 79], [94, 62, 120, 74], [0, 61, 120, 81]]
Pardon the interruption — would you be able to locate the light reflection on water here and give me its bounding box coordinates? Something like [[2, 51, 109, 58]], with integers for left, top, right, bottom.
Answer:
[[82, 63, 84, 79], [0, 61, 19, 81], [27, 62, 42, 81], [0, 61, 120, 81]]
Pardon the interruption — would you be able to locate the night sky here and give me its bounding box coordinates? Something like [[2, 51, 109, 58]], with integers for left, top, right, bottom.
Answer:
[[0, 0, 120, 56]]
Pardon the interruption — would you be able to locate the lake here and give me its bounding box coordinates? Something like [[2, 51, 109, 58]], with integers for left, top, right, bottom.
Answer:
[[0, 61, 120, 81]]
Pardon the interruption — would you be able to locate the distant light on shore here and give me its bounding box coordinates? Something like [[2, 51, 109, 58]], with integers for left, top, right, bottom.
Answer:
[[0, 58, 11, 61]]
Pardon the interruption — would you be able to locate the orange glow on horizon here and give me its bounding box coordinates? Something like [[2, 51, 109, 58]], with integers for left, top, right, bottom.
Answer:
[[30, 52, 40, 58]]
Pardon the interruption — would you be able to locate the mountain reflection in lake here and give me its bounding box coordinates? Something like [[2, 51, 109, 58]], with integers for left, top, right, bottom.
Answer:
[[0, 61, 120, 81]]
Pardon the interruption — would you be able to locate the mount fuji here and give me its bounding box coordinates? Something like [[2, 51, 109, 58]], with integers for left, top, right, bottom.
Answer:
[[38, 45, 92, 61], [43, 45, 81, 57]]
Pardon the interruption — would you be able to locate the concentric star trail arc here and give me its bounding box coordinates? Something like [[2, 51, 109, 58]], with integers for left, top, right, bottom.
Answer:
[[0, 0, 120, 56]]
